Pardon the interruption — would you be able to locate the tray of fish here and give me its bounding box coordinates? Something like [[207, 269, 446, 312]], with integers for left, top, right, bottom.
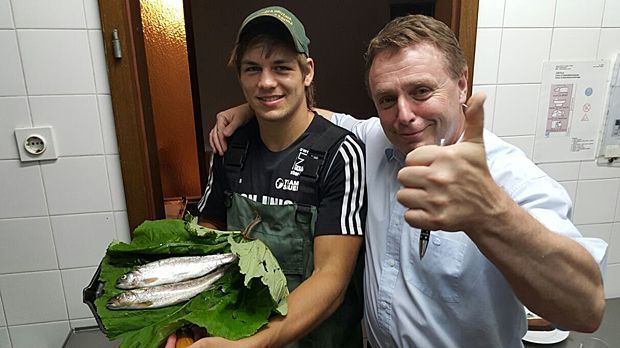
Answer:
[[80, 216, 289, 347], [83, 253, 238, 333]]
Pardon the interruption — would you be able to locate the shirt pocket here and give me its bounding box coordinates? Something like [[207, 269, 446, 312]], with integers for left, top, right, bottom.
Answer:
[[404, 232, 476, 303]]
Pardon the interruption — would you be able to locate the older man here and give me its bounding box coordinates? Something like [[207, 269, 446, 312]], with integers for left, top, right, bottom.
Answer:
[[211, 14, 607, 348]]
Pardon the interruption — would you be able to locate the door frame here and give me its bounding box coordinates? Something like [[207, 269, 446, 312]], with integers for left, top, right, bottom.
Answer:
[[98, 0, 479, 232]]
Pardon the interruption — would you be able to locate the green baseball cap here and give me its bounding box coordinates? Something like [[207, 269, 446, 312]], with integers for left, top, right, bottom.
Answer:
[[237, 6, 310, 56]]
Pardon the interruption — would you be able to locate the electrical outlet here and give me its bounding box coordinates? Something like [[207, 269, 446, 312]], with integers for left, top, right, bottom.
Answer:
[[14, 126, 58, 162]]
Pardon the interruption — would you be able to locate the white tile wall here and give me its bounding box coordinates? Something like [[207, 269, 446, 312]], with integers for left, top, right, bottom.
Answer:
[[0, 31, 26, 96], [500, 136, 534, 159], [51, 213, 116, 268], [476, 0, 505, 28], [473, 29, 501, 85], [114, 211, 131, 243], [98, 95, 118, 154], [474, 0, 620, 299], [8, 321, 70, 348], [577, 223, 613, 242], [18, 30, 96, 95], [70, 318, 98, 329], [537, 161, 580, 182], [598, 28, 620, 60], [605, 264, 620, 298], [41, 156, 113, 215], [0, 328, 9, 348], [573, 179, 620, 225], [0, 161, 48, 219], [0, 217, 58, 274], [493, 84, 540, 136], [0, 0, 13, 29], [549, 28, 600, 61], [503, 0, 555, 28], [0, 97, 30, 160], [602, 0, 620, 27], [106, 155, 127, 211], [0, 296, 6, 326], [608, 223, 620, 264], [559, 180, 578, 204], [0, 271, 67, 325], [497, 29, 552, 84], [11, 0, 86, 29], [472, 85, 496, 130], [29, 95, 105, 156], [83, 0, 102, 29], [88, 30, 110, 94], [554, 0, 605, 28], [61, 267, 98, 319], [0, 3, 130, 345]]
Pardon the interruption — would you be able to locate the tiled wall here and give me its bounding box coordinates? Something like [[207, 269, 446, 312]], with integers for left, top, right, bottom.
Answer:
[[0, 0, 619, 346], [0, 0, 130, 347], [474, 0, 620, 299]]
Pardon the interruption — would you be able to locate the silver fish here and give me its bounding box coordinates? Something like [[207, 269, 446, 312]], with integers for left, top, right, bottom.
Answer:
[[107, 266, 228, 310], [116, 253, 237, 289]]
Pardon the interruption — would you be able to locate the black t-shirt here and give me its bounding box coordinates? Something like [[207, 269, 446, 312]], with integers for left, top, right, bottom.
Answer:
[[198, 114, 366, 236]]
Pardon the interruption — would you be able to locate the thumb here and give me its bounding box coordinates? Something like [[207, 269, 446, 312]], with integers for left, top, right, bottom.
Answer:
[[462, 91, 487, 143]]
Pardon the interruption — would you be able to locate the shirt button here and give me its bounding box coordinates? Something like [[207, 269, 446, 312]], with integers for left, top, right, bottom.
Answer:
[[382, 302, 389, 309], [388, 260, 395, 267], [433, 237, 441, 246]]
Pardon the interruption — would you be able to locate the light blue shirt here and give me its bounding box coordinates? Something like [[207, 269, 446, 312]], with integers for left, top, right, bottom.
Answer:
[[332, 113, 608, 348]]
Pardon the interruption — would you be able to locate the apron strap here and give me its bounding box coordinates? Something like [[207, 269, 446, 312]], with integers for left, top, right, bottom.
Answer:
[[299, 125, 350, 197]]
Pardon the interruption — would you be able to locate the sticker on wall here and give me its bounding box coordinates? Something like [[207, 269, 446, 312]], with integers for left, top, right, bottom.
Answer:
[[596, 53, 620, 167], [533, 60, 610, 163]]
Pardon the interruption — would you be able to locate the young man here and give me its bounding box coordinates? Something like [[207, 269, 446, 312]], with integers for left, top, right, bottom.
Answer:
[[170, 6, 367, 348], [210, 14, 607, 348]]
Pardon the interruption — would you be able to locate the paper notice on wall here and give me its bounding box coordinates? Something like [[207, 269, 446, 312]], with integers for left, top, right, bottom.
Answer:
[[596, 53, 620, 167], [533, 60, 610, 163]]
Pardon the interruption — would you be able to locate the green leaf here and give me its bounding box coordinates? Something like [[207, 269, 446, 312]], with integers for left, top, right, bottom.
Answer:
[[228, 236, 289, 315], [91, 217, 288, 347]]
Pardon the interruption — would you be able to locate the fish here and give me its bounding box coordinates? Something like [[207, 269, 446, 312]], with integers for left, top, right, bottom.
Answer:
[[106, 265, 228, 310], [116, 253, 237, 289]]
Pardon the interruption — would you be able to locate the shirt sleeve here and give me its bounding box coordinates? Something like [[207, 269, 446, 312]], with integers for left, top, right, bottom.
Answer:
[[315, 134, 367, 236], [332, 113, 380, 146], [197, 153, 227, 226], [488, 134, 609, 277]]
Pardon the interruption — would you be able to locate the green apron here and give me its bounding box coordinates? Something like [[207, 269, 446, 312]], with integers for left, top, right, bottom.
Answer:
[[226, 192, 363, 348]]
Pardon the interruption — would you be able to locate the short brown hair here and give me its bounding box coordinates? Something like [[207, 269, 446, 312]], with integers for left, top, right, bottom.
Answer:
[[229, 21, 316, 108], [364, 14, 467, 87]]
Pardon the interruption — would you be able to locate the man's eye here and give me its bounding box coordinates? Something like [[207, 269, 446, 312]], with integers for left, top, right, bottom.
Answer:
[[377, 96, 396, 109], [412, 87, 432, 99], [274, 66, 292, 72], [243, 66, 260, 73]]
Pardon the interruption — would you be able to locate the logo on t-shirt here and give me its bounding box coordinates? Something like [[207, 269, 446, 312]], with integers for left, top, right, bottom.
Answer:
[[275, 177, 299, 192], [290, 148, 308, 176]]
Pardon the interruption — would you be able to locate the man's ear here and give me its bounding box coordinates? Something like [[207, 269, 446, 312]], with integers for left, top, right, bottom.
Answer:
[[304, 57, 315, 87], [458, 67, 468, 104]]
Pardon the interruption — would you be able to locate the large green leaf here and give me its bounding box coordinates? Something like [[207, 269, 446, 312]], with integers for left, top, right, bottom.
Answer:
[[228, 236, 289, 315], [92, 216, 287, 347]]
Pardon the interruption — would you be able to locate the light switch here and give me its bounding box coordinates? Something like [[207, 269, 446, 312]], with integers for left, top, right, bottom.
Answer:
[[14, 126, 58, 162]]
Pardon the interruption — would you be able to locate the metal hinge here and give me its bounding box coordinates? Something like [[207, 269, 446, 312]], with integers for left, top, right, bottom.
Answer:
[[111, 29, 122, 59]]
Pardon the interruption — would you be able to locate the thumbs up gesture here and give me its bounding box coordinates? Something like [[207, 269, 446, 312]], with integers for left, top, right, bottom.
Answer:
[[396, 92, 503, 233]]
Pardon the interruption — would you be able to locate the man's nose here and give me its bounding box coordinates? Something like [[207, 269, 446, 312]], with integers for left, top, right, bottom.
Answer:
[[396, 96, 416, 124], [258, 71, 277, 89]]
